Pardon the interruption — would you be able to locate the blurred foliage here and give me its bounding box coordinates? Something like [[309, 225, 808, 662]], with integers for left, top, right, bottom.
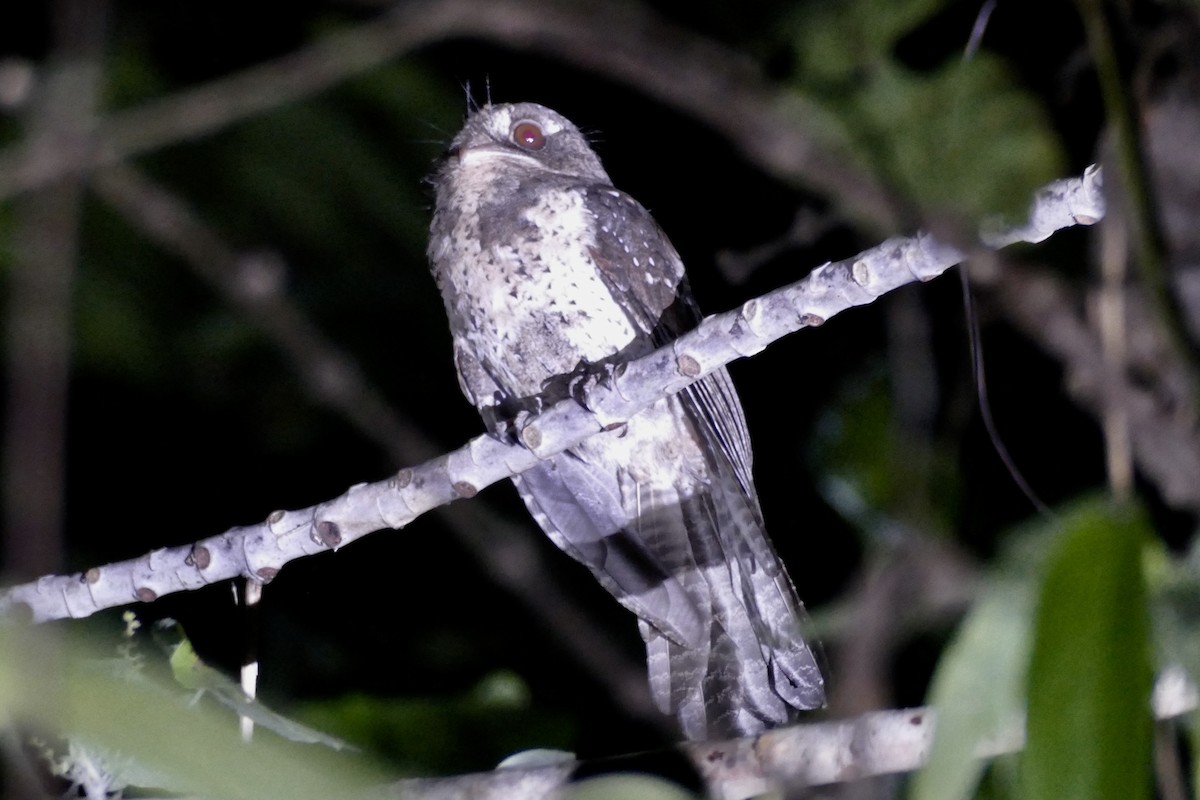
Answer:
[[1022, 500, 1153, 800], [911, 566, 1031, 800], [1, 0, 1199, 797], [1154, 536, 1200, 687], [913, 498, 1158, 800], [786, 0, 1063, 224], [295, 671, 576, 775], [0, 619, 578, 795], [0, 624, 390, 799], [810, 363, 962, 539]]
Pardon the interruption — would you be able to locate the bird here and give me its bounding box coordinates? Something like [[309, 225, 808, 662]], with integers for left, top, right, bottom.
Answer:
[[427, 101, 824, 740]]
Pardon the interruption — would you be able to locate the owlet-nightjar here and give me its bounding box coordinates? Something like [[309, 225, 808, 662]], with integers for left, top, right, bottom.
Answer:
[[427, 102, 824, 740]]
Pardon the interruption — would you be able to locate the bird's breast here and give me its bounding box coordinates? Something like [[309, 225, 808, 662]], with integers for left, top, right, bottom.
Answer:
[[436, 184, 639, 397]]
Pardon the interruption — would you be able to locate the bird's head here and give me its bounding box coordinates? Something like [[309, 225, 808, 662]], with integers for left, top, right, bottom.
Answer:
[[438, 102, 610, 184]]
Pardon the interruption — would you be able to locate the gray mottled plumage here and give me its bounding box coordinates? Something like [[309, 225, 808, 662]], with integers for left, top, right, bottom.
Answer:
[[427, 102, 824, 740]]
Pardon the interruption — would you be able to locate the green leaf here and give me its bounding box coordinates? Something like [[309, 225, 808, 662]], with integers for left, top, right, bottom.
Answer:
[[911, 581, 1031, 800], [152, 620, 357, 752], [1021, 499, 1153, 800], [294, 671, 574, 775], [791, 0, 951, 85], [1150, 534, 1200, 696], [859, 57, 1063, 223], [910, 516, 1055, 800], [810, 367, 961, 538], [785, 0, 1063, 225], [0, 627, 387, 799]]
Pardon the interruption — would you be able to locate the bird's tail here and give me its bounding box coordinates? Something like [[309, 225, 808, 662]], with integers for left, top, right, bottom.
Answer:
[[512, 380, 824, 741], [640, 476, 825, 740]]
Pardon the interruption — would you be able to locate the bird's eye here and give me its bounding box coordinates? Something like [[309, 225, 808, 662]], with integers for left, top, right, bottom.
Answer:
[[511, 121, 546, 150]]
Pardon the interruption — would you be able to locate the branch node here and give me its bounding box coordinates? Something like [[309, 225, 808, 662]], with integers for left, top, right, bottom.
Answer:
[[851, 259, 871, 287], [313, 520, 342, 549], [739, 297, 761, 326], [518, 422, 543, 451], [392, 468, 414, 489], [676, 353, 702, 378], [185, 545, 211, 570]]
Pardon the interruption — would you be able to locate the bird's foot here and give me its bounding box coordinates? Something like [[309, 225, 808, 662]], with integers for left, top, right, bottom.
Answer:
[[566, 360, 620, 412], [481, 393, 545, 444]]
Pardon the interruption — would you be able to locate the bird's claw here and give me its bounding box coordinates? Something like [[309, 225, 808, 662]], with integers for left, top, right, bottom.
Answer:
[[482, 394, 545, 443], [567, 360, 618, 411]]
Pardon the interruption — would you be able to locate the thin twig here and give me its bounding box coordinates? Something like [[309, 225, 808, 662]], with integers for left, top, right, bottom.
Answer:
[[980, 258, 1200, 515], [1074, 0, 1200, 395]]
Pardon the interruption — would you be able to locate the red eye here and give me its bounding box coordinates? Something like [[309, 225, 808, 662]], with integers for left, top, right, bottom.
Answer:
[[511, 121, 546, 150]]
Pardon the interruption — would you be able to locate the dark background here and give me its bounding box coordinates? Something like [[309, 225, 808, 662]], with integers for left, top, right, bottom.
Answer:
[[1, 0, 1196, 783]]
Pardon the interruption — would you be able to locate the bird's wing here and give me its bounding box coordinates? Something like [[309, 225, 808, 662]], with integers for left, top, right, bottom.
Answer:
[[517, 185, 824, 736], [581, 187, 757, 497], [514, 449, 710, 649], [511, 184, 722, 651]]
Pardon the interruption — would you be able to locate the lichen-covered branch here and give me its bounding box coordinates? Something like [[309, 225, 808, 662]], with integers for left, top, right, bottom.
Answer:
[[0, 167, 1103, 623], [91, 162, 660, 728], [386, 709, 935, 800], [387, 669, 1196, 800]]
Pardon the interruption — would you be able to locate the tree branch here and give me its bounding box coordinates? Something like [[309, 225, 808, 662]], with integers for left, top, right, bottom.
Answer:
[[0, 166, 1103, 623], [384, 708, 937, 800], [2, 1, 107, 581], [0, 0, 899, 229], [90, 161, 662, 729], [386, 667, 1196, 799], [980, 257, 1200, 515]]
